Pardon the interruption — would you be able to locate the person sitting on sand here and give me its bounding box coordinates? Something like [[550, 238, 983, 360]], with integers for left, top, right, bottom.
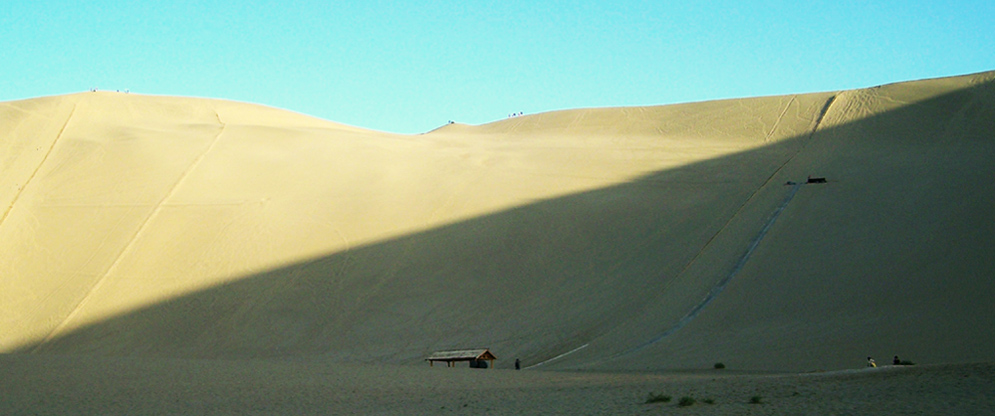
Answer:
[[867, 357, 876, 367], [894, 356, 901, 365]]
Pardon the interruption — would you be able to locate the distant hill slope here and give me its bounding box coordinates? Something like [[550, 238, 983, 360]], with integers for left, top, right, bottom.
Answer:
[[2, 71, 993, 372]]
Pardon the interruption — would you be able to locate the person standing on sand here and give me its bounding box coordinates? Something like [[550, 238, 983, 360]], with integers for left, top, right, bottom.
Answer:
[[515, 358, 521, 370], [867, 357, 876, 367]]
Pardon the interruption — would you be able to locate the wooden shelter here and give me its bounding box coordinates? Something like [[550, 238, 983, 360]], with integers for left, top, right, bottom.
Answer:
[[426, 349, 497, 369]]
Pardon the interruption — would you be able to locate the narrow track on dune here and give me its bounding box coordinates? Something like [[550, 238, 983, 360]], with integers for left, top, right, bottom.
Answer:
[[31, 112, 229, 352], [763, 95, 797, 143], [656, 94, 837, 297], [525, 343, 589, 369], [595, 94, 839, 363], [622, 183, 802, 355], [0, 103, 77, 232]]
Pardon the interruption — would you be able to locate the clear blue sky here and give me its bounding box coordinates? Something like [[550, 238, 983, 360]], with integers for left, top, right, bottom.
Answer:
[[3, 1, 993, 134]]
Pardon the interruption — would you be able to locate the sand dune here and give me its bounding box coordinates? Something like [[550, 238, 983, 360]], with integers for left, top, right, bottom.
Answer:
[[2, 70, 994, 387]]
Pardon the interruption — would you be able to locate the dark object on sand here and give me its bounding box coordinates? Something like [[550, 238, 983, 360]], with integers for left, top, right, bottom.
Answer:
[[899, 360, 916, 365], [807, 176, 827, 184], [892, 355, 916, 365]]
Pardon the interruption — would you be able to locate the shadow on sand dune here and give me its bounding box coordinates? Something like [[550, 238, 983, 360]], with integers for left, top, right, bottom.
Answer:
[[14, 74, 995, 372]]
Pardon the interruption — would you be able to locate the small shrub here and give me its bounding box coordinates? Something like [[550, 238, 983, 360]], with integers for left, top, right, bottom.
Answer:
[[678, 396, 696, 407], [750, 395, 763, 404], [645, 392, 671, 404], [713, 362, 726, 369], [703, 398, 715, 404]]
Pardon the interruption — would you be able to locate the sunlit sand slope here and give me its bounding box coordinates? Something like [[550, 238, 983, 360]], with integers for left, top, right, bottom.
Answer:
[[2, 71, 993, 372]]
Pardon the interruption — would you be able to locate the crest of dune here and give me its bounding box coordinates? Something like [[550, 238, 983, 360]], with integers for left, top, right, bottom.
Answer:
[[2, 71, 994, 371]]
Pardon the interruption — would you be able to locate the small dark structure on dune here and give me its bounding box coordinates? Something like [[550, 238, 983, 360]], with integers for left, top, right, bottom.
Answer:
[[426, 349, 497, 369], [785, 176, 828, 186]]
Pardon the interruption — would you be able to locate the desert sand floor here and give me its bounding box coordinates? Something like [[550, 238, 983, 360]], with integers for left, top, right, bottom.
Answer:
[[1, 354, 993, 415]]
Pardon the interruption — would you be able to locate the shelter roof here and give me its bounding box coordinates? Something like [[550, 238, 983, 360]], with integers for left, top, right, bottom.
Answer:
[[426, 349, 496, 361]]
